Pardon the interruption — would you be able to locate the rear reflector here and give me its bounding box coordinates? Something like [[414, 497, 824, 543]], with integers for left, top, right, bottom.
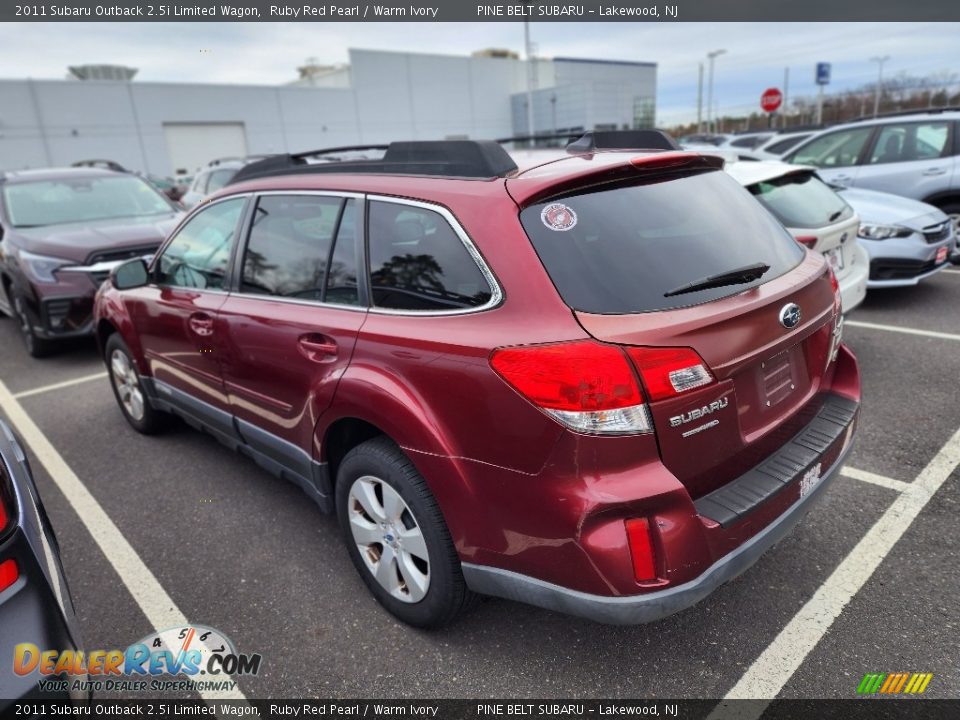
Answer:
[[490, 341, 652, 435], [0, 558, 18, 593], [625, 518, 657, 582], [795, 235, 818, 249], [625, 346, 715, 402]]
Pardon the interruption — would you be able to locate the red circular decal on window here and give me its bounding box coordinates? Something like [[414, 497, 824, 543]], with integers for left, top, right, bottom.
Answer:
[[541, 203, 578, 232]]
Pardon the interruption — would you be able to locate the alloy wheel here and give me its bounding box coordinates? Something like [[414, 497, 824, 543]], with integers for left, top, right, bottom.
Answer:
[[347, 475, 430, 603], [110, 349, 145, 422]]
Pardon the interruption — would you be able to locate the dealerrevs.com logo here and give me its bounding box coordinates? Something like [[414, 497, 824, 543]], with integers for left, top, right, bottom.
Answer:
[[14, 625, 261, 694]]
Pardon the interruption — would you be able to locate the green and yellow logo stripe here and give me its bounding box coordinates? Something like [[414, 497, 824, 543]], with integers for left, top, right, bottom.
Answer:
[[857, 672, 933, 694]]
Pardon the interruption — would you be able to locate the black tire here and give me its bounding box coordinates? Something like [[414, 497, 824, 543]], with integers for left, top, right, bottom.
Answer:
[[105, 333, 167, 434], [12, 292, 52, 358], [335, 436, 476, 628]]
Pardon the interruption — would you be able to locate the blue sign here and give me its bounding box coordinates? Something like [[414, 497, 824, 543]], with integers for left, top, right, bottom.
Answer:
[[816, 62, 832, 85]]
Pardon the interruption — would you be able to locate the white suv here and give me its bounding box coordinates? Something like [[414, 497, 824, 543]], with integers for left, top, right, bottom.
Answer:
[[726, 161, 869, 313]]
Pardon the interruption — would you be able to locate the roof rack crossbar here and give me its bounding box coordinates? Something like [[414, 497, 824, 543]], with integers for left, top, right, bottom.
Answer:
[[291, 144, 390, 160]]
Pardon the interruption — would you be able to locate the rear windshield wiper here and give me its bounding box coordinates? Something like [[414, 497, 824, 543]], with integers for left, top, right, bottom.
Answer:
[[664, 262, 770, 298]]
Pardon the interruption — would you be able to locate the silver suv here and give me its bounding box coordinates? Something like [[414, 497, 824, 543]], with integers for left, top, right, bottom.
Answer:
[[783, 109, 960, 235]]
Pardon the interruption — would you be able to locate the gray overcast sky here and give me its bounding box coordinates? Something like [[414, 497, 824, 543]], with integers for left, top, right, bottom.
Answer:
[[1, 22, 958, 124]]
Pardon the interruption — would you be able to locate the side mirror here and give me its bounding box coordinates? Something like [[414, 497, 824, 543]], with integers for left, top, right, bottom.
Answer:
[[110, 258, 150, 290]]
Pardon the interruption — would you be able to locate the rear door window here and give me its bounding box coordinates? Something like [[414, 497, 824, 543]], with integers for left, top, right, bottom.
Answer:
[[789, 127, 874, 167], [867, 122, 950, 164], [367, 201, 494, 312], [240, 194, 342, 301], [519, 169, 804, 314]]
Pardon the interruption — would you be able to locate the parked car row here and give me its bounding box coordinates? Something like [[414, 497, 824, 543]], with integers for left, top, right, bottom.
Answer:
[[683, 113, 960, 302]]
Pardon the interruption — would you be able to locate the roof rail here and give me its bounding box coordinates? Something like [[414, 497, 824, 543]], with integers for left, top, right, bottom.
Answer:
[[71, 159, 128, 172], [850, 106, 960, 123], [495, 132, 584, 145], [497, 129, 681, 153], [228, 140, 518, 185], [565, 130, 680, 153]]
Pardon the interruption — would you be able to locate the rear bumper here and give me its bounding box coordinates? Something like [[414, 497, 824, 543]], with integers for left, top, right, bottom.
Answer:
[[838, 244, 868, 312], [463, 426, 855, 624]]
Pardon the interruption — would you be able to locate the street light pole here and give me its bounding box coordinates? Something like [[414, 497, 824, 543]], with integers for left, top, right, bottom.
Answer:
[[870, 55, 890, 118], [706, 49, 726, 134], [524, 21, 535, 137], [696, 62, 704, 133]]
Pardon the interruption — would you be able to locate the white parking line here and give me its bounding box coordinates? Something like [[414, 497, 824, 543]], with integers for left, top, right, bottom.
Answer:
[[12, 371, 108, 399], [844, 319, 960, 343], [941, 269, 960, 275], [0, 379, 247, 703], [840, 466, 913, 494], [712, 425, 960, 713]]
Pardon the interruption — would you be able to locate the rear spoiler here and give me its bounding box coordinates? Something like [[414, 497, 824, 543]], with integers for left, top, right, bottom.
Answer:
[[507, 151, 725, 207]]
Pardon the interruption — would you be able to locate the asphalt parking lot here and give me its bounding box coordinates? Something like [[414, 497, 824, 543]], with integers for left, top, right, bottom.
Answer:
[[0, 270, 958, 703]]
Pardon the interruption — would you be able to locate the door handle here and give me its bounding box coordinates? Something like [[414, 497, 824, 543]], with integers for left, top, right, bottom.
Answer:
[[922, 168, 947, 176], [188, 312, 214, 337], [832, 175, 853, 184], [298, 333, 338, 362]]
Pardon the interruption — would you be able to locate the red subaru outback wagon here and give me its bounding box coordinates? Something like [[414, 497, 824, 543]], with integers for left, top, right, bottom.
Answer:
[[94, 133, 860, 627]]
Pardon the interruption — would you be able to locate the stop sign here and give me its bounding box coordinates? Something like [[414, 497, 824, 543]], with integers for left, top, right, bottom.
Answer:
[[761, 87, 783, 113]]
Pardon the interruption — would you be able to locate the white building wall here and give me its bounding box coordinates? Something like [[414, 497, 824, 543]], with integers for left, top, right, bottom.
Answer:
[[0, 50, 655, 175]]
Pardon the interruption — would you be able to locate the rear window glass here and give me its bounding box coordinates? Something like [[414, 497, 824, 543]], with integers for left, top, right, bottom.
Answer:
[[519, 169, 804, 314], [748, 172, 853, 229], [368, 201, 493, 312]]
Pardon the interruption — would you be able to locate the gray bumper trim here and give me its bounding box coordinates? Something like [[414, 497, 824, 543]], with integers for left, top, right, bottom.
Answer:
[[461, 432, 856, 625], [866, 261, 951, 288]]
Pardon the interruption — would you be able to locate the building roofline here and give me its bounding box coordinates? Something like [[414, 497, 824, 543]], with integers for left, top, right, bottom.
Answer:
[[553, 57, 657, 68]]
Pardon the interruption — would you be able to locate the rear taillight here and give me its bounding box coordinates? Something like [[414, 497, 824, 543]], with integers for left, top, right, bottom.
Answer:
[[625, 518, 657, 582], [827, 267, 843, 365], [490, 340, 652, 435], [491, 341, 717, 434], [0, 558, 18, 593], [625, 346, 715, 402], [828, 266, 842, 315], [0, 464, 11, 538], [796, 235, 818, 249]]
